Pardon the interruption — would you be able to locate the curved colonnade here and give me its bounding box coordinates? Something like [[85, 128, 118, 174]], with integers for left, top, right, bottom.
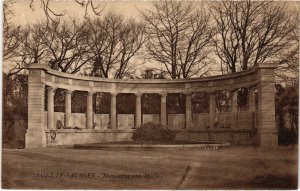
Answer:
[[26, 63, 278, 148]]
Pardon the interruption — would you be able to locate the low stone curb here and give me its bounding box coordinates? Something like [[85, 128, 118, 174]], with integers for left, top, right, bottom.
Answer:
[[74, 142, 231, 149]]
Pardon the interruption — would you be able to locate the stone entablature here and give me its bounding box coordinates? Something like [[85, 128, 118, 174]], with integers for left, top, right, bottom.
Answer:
[[31, 64, 259, 94], [26, 63, 278, 148]]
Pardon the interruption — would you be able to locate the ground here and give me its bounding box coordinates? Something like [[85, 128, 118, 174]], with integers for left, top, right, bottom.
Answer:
[[2, 146, 298, 189]]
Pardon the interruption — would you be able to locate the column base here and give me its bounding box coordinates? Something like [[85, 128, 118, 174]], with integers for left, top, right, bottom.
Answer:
[[25, 129, 47, 148], [257, 129, 278, 147]]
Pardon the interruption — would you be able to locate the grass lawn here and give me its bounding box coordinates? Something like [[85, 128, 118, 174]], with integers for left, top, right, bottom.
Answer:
[[2, 145, 298, 189]]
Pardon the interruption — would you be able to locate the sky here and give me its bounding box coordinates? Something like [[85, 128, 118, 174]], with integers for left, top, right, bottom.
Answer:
[[12, 0, 153, 25], [11, 0, 299, 26]]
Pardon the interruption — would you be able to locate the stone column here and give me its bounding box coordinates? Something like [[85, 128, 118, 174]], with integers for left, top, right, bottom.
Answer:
[[135, 93, 142, 128], [65, 90, 72, 128], [257, 63, 278, 146], [209, 91, 216, 129], [110, 93, 117, 129], [160, 93, 167, 127], [47, 86, 55, 129], [86, 91, 94, 129], [249, 87, 256, 128], [185, 93, 192, 129], [26, 63, 47, 148], [231, 90, 238, 128]]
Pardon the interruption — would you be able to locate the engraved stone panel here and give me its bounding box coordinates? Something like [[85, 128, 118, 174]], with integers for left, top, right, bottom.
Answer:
[[94, 114, 110, 129], [71, 113, 86, 128], [193, 113, 209, 129], [54, 112, 65, 128], [168, 114, 185, 129], [217, 112, 231, 128], [142, 114, 160, 125], [238, 111, 251, 129], [118, 114, 134, 129]]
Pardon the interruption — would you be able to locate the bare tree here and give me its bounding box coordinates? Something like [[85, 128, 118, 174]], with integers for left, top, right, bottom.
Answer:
[[29, 0, 105, 23], [84, 13, 145, 79], [85, 13, 123, 78], [114, 20, 145, 79], [140, 1, 213, 79], [275, 9, 299, 84], [18, 22, 49, 66], [3, 0, 22, 75], [40, 18, 92, 74], [210, 1, 294, 73]]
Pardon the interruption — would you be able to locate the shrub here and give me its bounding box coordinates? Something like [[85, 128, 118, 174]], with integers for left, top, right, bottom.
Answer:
[[131, 122, 175, 143]]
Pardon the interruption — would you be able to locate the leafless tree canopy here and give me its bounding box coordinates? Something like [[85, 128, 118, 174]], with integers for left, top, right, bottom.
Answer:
[[13, 13, 145, 78], [275, 10, 299, 83], [3, 0, 299, 82], [17, 19, 91, 74], [140, 1, 214, 79], [29, 0, 105, 23], [210, 1, 295, 73], [3, 0, 22, 75], [84, 13, 145, 78]]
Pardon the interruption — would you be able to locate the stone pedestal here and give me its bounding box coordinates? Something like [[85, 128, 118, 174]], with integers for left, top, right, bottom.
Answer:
[[257, 63, 278, 147], [26, 64, 47, 148]]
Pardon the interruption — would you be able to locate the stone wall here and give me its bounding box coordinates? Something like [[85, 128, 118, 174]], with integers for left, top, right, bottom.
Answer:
[[47, 112, 254, 130], [168, 114, 185, 129], [118, 114, 134, 129], [142, 114, 160, 125], [46, 129, 133, 146], [94, 114, 110, 130], [193, 113, 209, 129], [174, 129, 258, 145], [217, 113, 231, 128], [46, 129, 258, 146]]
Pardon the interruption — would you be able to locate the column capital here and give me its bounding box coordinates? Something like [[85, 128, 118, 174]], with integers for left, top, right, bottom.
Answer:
[[248, 85, 257, 91], [229, 88, 239, 93], [208, 90, 216, 95], [87, 91, 94, 96], [135, 92, 143, 97], [183, 92, 193, 96], [111, 92, 119, 97], [47, 86, 56, 92], [65, 89, 73, 95], [159, 92, 168, 97]]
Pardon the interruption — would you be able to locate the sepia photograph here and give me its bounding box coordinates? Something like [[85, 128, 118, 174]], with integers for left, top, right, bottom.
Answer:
[[2, 0, 299, 189]]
